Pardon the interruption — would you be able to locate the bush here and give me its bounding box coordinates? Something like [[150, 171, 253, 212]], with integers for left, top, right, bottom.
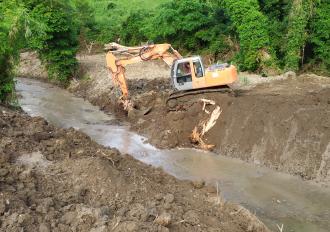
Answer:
[[0, 1, 26, 103], [222, 0, 278, 73], [143, 0, 214, 51], [284, 0, 311, 71], [309, 1, 330, 73], [27, 0, 79, 84], [120, 11, 150, 46], [0, 54, 15, 103], [120, 0, 235, 62]]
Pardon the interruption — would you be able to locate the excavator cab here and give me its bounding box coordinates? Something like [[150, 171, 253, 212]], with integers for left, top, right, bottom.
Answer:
[[171, 56, 238, 91], [171, 57, 205, 91]]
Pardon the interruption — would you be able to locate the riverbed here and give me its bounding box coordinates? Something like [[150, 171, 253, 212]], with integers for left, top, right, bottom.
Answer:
[[16, 77, 330, 232]]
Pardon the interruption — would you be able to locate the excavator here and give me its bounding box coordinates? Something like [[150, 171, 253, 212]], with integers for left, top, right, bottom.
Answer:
[[105, 42, 238, 111]]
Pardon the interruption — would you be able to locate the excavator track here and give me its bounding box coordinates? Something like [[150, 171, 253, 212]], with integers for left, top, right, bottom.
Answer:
[[166, 86, 233, 110]]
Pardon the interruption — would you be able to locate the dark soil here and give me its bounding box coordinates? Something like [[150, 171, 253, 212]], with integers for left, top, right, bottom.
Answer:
[[18, 52, 330, 184], [0, 105, 269, 232], [133, 78, 330, 183], [72, 76, 330, 184]]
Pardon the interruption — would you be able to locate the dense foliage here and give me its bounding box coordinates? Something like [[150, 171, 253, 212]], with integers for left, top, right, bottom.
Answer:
[[0, 0, 79, 102], [309, 1, 330, 72], [0, 0, 26, 102], [26, 0, 79, 83], [135, 0, 235, 60], [284, 0, 311, 71], [92, 0, 328, 74], [79, 0, 168, 43], [1, 0, 329, 102], [222, 0, 277, 73]]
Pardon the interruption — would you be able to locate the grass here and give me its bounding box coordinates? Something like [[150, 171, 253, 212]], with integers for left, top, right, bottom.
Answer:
[[88, 0, 169, 26]]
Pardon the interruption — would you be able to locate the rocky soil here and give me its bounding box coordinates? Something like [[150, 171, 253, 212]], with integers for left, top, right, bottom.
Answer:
[[0, 105, 270, 232], [18, 52, 330, 186]]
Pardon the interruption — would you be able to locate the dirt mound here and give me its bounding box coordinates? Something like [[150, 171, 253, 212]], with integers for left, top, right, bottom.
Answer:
[[129, 77, 330, 184], [18, 52, 330, 185], [0, 106, 269, 232]]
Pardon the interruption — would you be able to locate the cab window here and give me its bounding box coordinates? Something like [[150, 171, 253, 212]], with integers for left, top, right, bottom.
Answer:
[[176, 62, 192, 83], [193, 61, 203, 78], [176, 62, 191, 77]]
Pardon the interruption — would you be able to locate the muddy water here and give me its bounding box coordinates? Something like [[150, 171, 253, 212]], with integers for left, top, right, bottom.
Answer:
[[16, 78, 330, 232]]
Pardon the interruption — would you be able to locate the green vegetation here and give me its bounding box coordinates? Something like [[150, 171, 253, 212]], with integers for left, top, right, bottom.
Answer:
[[26, 0, 79, 83], [0, 0, 27, 103], [79, 0, 168, 42], [284, 0, 312, 71], [88, 0, 327, 75], [222, 0, 277, 73], [0, 0, 79, 102], [309, 1, 330, 73], [1, 0, 329, 102], [137, 0, 235, 59]]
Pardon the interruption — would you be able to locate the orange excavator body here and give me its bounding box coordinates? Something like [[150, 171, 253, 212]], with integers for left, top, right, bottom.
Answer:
[[105, 42, 237, 110]]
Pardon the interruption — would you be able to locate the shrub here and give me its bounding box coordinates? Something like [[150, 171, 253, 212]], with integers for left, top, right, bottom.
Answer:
[[309, 1, 330, 73], [27, 0, 79, 84], [222, 0, 278, 73], [284, 0, 311, 71], [0, 1, 26, 103]]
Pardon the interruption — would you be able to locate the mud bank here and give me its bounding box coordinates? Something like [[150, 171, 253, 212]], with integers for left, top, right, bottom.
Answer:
[[0, 105, 269, 232], [127, 77, 330, 184], [18, 52, 330, 185]]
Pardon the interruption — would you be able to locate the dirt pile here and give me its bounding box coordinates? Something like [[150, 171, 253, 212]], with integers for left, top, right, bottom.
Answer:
[[70, 60, 330, 184], [0, 106, 270, 232], [18, 52, 330, 185], [129, 77, 330, 184]]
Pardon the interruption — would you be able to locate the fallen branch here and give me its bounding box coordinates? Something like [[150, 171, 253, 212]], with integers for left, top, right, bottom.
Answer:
[[276, 224, 284, 232], [190, 99, 222, 150]]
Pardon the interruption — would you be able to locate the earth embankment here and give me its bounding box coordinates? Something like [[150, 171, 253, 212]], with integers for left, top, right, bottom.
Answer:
[[0, 106, 270, 232], [18, 52, 330, 185]]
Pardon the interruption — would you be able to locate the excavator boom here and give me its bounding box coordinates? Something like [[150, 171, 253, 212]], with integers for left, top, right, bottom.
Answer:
[[105, 42, 182, 103]]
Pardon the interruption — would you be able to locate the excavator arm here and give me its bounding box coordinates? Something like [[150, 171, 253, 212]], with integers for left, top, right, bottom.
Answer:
[[105, 42, 182, 107]]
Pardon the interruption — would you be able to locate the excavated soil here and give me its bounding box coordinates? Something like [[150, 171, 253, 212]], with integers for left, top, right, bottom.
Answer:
[[18, 52, 330, 185], [127, 77, 330, 184], [0, 105, 270, 232]]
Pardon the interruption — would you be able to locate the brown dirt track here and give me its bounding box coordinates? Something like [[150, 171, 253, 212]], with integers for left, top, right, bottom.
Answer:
[[0, 106, 270, 232]]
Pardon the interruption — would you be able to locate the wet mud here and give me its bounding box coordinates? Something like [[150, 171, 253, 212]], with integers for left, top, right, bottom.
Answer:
[[0, 105, 270, 232], [15, 78, 330, 231], [18, 52, 330, 184], [73, 75, 330, 185]]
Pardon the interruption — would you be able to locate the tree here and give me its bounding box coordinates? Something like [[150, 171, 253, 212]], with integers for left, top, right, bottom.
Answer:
[[72, 0, 98, 42], [132, 0, 235, 61], [143, 0, 212, 51], [222, 0, 278, 74], [258, 0, 291, 67], [284, 0, 313, 71], [0, 0, 30, 103], [309, 0, 330, 73], [26, 0, 79, 84], [120, 10, 150, 46], [1, 0, 80, 104]]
